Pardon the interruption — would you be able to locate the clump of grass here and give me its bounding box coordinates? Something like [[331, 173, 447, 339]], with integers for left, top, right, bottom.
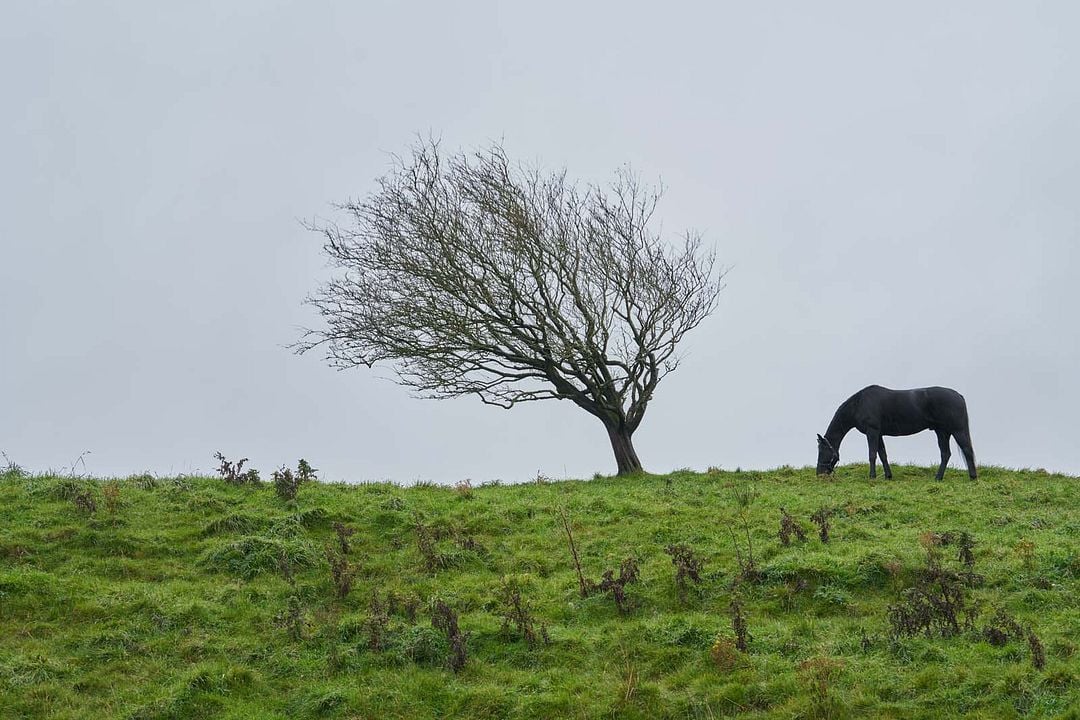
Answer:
[[798, 657, 844, 719], [1014, 539, 1036, 572], [101, 481, 121, 515], [202, 512, 268, 537], [597, 557, 640, 615], [199, 537, 318, 579], [452, 531, 484, 554], [663, 544, 705, 604], [1, 450, 24, 478], [709, 637, 739, 671], [778, 507, 807, 546], [214, 452, 261, 485], [454, 479, 474, 499], [811, 507, 833, 543], [431, 600, 468, 672]]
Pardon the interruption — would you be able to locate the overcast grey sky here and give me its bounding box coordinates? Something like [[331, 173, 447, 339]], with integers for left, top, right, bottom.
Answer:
[[3, 1, 1078, 482]]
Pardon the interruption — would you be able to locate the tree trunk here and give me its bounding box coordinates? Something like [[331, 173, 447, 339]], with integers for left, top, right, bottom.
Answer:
[[606, 424, 644, 476]]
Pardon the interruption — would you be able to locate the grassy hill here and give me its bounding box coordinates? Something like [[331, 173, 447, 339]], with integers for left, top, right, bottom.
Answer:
[[1, 463, 1077, 719]]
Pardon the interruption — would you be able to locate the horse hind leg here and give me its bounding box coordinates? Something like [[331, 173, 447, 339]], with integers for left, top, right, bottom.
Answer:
[[934, 430, 951, 481], [878, 437, 893, 479], [954, 429, 977, 479]]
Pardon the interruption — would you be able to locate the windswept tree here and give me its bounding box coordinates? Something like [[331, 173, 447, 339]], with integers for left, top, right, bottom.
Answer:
[[298, 140, 724, 475]]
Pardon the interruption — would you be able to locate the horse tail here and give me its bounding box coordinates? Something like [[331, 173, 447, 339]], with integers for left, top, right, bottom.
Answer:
[[953, 391, 977, 477]]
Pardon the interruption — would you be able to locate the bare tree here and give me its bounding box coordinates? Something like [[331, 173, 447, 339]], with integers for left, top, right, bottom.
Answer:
[[297, 139, 724, 475]]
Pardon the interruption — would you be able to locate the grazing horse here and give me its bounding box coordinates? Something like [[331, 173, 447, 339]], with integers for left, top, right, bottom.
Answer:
[[816, 385, 977, 480]]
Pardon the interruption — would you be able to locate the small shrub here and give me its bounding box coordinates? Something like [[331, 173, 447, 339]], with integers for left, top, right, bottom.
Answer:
[[72, 488, 97, 515], [454, 479, 474, 499], [778, 507, 807, 546], [730, 597, 751, 651], [278, 595, 306, 641], [413, 517, 447, 573], [887, 552, 978, 639], [810, 507, 833, 543], [1027, 628, 1046, 670], [278, 547, 296, 586], [296, 458, 317, 482], [940, 530, 976, 569], [366, 590, 390, 651], [556, 505, 593, 597], [982, 607, 1024, 647], [597, 557, 640, 615], [213, 452, 260, 485], [325, 543, 356, 599], [431, 600, 468, 672], [494, 577, 546, 647], [664, 544, 705, 604], [385, 591, 421, 623], [727, 485, 761, 585], [272, 467, 300, 501], [332, 522, 355, 555]]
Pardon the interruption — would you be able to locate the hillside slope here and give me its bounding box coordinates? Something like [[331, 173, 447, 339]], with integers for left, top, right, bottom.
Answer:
[[1, 465, 1077, 719]]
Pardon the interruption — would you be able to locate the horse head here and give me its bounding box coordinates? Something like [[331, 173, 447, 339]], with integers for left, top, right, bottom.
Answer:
[[816, 434, 838, 476]]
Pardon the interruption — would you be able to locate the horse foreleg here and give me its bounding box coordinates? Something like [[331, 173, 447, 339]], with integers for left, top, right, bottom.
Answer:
[[878, 437, 893, 479], [954, 429, 977, 479], [867, 431, 880, 479], [934, 430, 951, 480]]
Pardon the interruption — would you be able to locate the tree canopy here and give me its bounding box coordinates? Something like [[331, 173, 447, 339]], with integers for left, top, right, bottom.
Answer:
[[299, 140, 725, 475]]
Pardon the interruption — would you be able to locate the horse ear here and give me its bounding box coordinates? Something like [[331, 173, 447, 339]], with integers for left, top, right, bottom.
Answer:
[[817, 434, 825, 443]]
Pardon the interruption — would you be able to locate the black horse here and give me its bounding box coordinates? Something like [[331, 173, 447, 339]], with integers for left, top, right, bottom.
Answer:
[[816, 385, 977, 480]]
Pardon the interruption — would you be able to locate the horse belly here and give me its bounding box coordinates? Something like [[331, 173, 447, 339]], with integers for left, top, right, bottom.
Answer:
[[884, 424, 926, 437]]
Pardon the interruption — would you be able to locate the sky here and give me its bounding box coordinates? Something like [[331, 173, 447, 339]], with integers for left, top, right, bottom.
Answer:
[[2, 1, 1078, 483]]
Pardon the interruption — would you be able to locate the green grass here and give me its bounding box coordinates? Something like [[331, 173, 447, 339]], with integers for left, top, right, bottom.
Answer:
[[1, 464, 1077, 719]]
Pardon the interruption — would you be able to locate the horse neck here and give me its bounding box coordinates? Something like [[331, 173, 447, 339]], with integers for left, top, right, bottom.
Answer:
[[824, 405, 855, 449]]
